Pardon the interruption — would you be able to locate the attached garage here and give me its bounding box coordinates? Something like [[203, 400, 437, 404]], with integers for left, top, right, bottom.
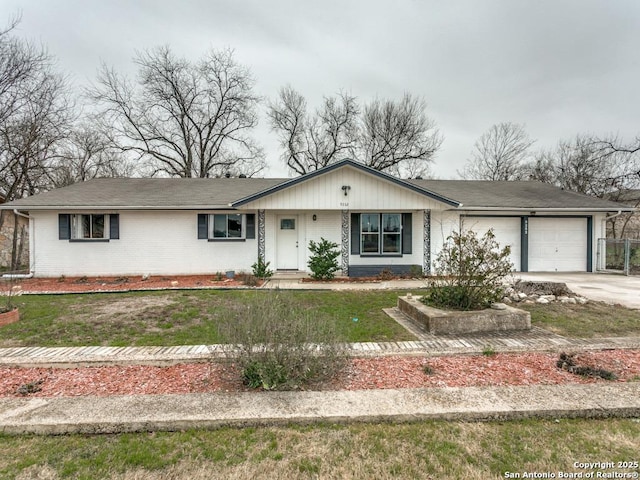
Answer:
[[462, 216, 522, 271], [528, 217, 588, 272], [461, 215, 591, 273]]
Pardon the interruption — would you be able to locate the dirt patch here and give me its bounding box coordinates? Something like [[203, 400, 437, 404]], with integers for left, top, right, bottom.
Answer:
[[89, 295, 176, 317]]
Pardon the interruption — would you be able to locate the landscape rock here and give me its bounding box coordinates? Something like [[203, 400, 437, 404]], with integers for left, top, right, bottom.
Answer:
[[576, 297, 588, 305], [536, 298, 550, 305], [491, 303, 508, 310]]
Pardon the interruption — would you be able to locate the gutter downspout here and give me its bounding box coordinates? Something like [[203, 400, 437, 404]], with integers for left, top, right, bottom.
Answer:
[[603, 210, 624, 239], [1, 209, 34, 279]]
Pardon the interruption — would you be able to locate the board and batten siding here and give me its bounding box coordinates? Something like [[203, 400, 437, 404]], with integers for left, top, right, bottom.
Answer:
[[240, 165, 447, 211], [30, 210, 258, 277]]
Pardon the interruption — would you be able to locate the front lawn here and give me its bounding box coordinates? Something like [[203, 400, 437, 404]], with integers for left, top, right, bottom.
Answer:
[[1, 290, 418, 347], [1, 419, 638, 479], [2, 289, 640, 348], [521, 301, 640, 338]]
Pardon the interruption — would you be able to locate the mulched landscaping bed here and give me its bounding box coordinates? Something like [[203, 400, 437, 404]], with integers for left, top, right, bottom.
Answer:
[[5, 275, 260, 293], [1, 350, 638, 398]]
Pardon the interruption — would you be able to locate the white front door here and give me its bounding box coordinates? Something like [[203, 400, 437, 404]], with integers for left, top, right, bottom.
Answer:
[[277, 216, 299, 270]]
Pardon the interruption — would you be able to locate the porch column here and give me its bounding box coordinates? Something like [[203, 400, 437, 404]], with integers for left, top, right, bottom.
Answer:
[[341, 210, 349, 275], [258, 209, 266, 261], [423, 210, 431, 275]]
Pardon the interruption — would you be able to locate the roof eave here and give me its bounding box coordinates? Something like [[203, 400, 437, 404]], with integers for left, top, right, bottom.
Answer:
[[455, 206, 636, 213], [0, 205, 237, 211]]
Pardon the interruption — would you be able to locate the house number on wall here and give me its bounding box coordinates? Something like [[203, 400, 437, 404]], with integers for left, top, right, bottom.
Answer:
[[340, 202, 349, 207]]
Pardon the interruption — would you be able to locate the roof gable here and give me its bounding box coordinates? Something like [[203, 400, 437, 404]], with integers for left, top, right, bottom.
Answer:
[[232, 159, 461, 208]]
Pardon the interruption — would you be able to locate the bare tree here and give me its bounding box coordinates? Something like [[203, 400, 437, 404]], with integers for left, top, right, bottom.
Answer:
[[49, 123, 134, 187], [0, 17, 73, 269], [525, 134, 638, 197], [460, 122, 535, 180], [0, 17, 73, 203], [268, 88, 441, 177], [88, 46, 265, 178], [524, 134, 640, 238], [268, 86, 358, 175], [360, 93, 442, 177]]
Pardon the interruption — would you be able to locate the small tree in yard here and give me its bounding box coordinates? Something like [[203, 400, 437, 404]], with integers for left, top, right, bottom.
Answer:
[[307, 238, 340, 280], [423, 229, 513, 311]]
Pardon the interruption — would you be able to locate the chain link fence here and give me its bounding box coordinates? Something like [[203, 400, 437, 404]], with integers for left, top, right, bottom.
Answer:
[[597, 238, 640, 275]]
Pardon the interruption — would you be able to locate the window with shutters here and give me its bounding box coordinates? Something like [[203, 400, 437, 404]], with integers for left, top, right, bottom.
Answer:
[[361, 213, 402, 255], [197, 213, 255, 241], [59, 213, 119, 241], [211, 213, 244, 239], [71, 214, 106, 239]]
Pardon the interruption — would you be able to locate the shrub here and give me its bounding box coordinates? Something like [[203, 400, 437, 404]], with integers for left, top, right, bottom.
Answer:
[[307, 238, 341, 280], [423, 229, 513, 310], [377, 268, 395, 281], [217, 291, 346, 390], [236, 272, 260, 286], [251, 257, 273, 279]]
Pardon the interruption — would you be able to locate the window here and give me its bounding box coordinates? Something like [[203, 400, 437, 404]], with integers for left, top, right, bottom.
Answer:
[[360, 213, 402, 255], [211, 214, 244, 238], [280, 218, 295, 230], [198, 213, 255, 241], [72, 214, 106, 239], [59, 213, 119, 241]]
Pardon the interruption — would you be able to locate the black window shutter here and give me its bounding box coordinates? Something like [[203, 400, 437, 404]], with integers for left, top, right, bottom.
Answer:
[[109, 214, 120, 239], [58, 214, 71, 240], [402, 213, 412, 254], [350, 213, 360, 254], [246, 213, 256, 239], [197, 214, 208, 239]]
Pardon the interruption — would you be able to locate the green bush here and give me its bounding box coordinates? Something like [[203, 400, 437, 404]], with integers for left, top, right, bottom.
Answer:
[[307, 238, 341, 280], [251, 257, 273, 279], [217, 291, 346, 390], [423, 229, 513, 311]]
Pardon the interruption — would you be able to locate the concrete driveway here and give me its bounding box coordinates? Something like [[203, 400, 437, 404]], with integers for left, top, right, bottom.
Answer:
[[516, 272, 640, 309]]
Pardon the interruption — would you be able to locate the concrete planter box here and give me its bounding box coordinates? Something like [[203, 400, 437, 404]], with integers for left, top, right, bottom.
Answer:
[[0, 308, 19, 327], [398, 296, 530, 335]]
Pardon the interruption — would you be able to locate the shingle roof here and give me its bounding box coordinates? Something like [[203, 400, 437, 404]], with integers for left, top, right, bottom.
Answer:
[[0, 161, 633, 212], [407, 179, 632, 211], [1, 177, 286, 209]]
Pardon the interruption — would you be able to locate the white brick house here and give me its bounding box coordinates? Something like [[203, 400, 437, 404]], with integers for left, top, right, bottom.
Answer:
[[0, 159, 633, 277]]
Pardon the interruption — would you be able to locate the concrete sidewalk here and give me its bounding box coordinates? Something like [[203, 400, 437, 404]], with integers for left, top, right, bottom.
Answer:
[[1, 383, 639, 435], [1, 330, 640, 435]]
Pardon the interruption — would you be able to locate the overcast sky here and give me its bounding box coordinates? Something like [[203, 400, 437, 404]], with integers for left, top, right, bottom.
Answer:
[[3, 0, 640, 178]]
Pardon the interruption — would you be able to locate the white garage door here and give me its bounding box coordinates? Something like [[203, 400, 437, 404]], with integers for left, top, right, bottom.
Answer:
[[463, 217, 521, 271], [528, 217, 587, 272]]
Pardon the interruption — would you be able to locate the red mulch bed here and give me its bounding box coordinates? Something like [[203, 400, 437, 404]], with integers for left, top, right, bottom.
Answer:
[[8, 275, 260, 293], [1, 350, 639, 398]]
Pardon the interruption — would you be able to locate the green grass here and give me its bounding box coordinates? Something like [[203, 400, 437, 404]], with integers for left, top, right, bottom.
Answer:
[[1, 419, 638, 479], [521, 301, 640, 338], [3, 289, 640, 348], [1, 290, 418, 347]]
